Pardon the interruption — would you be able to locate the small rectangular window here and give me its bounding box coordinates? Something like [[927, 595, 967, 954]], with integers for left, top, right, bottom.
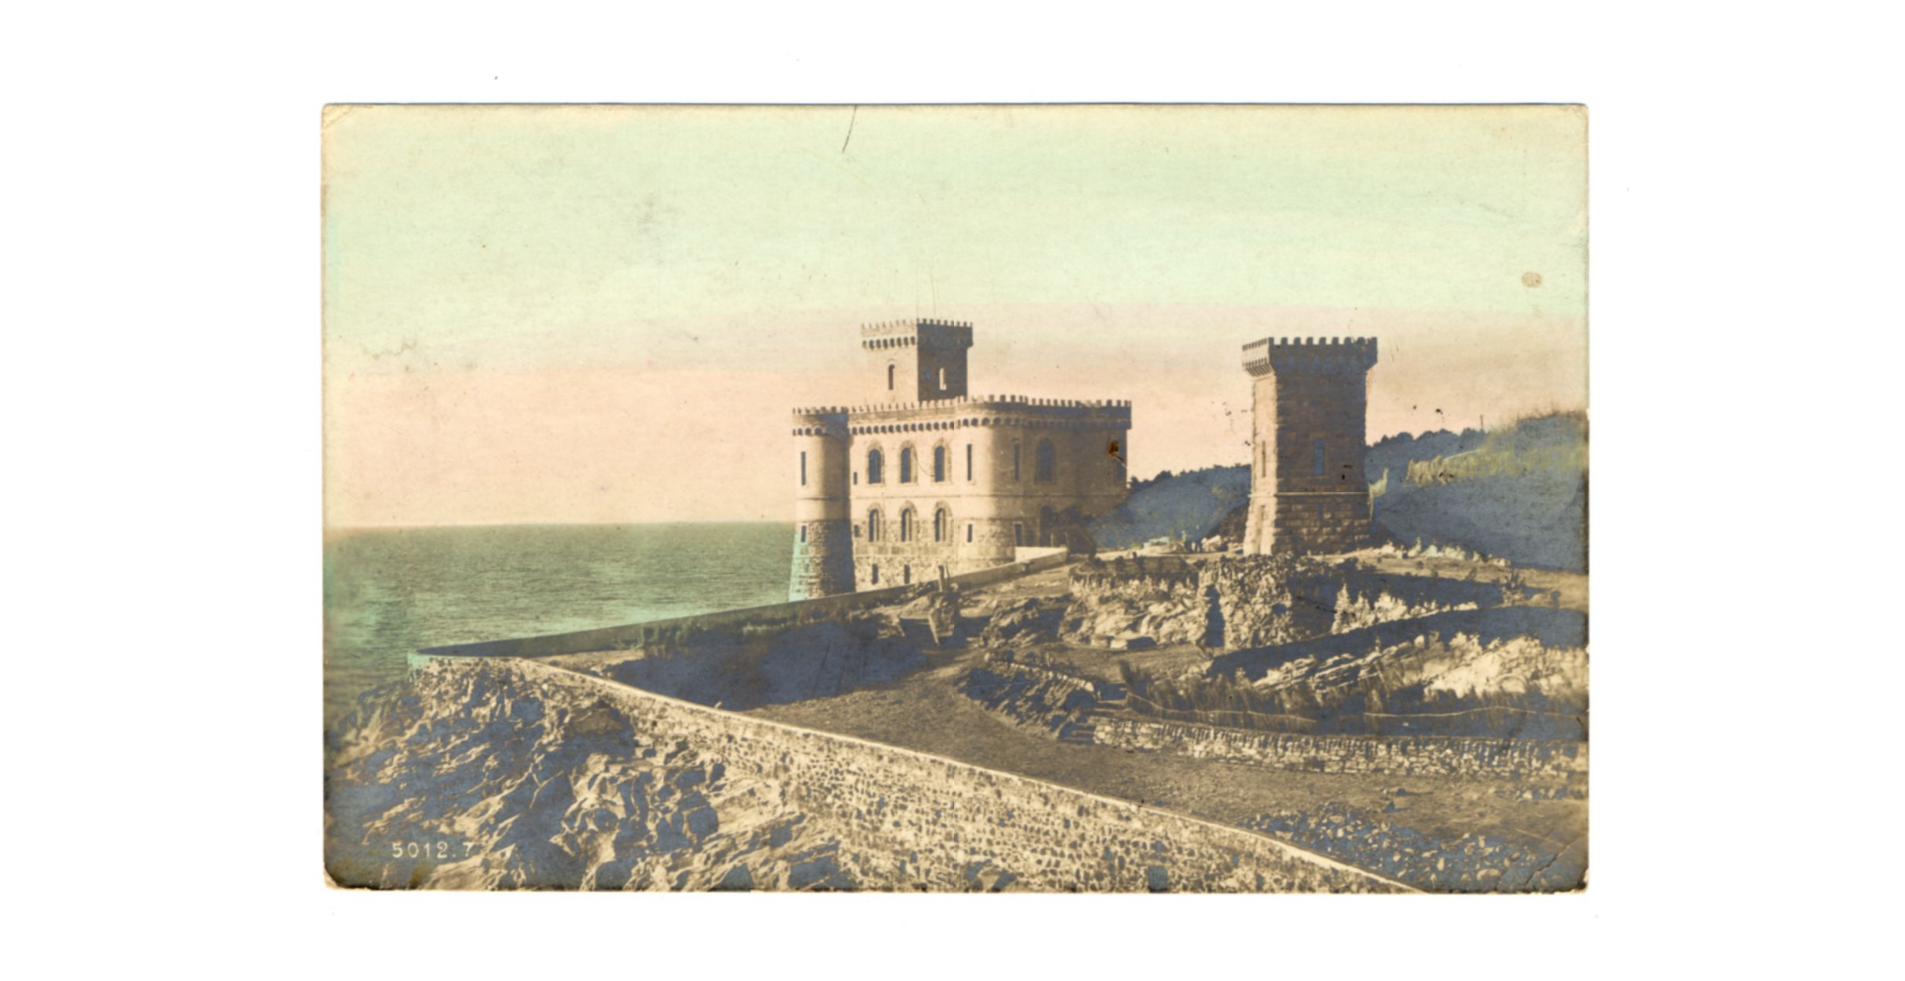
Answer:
[[800, 451, 807, 486], [871, 564, 880, 584], [966, 523, 973, 543], [966, 444, 973, 481], [1014, 522, 1024, 546], [1313, 439, 1326, 477], [799, 524, 807, 543]]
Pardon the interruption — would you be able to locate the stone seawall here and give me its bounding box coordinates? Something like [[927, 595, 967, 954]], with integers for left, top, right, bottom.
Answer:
[[418, 552, 1074, 660], [332, 658, 1406, 891], [1096, 717, 1587, 784]]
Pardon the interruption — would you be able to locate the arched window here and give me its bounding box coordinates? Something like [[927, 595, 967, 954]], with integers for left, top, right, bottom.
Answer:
[[867, 448, 884, 484], [934, 507, 949, 543], [933, 445, 946, 482], [887, 364, 896, 391], [867, 508, 883, 542], [899, 507, 914, 542], [1035, 439, 1056, 483], [900, 447, 914, 483]]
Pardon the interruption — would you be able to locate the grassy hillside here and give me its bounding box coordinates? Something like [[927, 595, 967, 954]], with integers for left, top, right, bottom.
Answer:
[[1366, 412, 1587, 572], [1089, 465, 1250, 549], [1091, 411, 1585, 570]]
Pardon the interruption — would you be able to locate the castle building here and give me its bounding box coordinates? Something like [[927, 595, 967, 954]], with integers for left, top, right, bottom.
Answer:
[[789, 320, 1132, 599], [1239, 336, 1379, 556]]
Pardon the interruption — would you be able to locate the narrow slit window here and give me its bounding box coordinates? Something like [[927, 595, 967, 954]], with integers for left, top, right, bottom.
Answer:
[[1013, 442, 1021, 481], [1313, 438, 1326, 477], [887, 364, 895, 391], [799, 524, 807, 543], [799, 450, 807, 486], [965, 444, 973, 481], [966, 523, 973, 543]]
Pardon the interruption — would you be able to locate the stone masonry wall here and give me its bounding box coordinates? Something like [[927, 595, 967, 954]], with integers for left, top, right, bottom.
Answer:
[[1271, 492, 1373, 555], [788, 518, 855, 600], [1096, 717, 1587, 784], [418, 553, 1075, 661], [430, 659, 1406, 891]]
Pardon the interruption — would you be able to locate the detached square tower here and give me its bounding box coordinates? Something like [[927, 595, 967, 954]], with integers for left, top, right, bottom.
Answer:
[[1240, 336, 1379, 556]]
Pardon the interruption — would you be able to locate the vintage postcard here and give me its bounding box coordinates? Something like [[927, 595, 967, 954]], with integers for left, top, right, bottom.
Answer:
[[323, 104, 1588, 892]]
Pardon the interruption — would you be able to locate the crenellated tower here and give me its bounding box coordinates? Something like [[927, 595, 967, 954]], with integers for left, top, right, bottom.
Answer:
[[789, 319, 1131, 598], [1240, 336, 1379, 556], [862, 319, 973, 403], [788, 407, 855, 600]]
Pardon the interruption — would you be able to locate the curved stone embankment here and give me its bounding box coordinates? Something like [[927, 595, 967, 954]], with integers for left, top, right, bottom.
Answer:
[[325, 658, 1407, 892], [415, 552, 1074, 661], [1243, 802, 1587, 892]]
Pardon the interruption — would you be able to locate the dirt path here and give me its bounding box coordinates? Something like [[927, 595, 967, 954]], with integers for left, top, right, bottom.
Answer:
[[1343, 551, 1589, 612], [745, 641, 1585, 855]]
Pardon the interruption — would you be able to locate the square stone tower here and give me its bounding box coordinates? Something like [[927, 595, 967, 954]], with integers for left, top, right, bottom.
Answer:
[[1240, 336, 1379, 555], [862, 319, 973, 403]]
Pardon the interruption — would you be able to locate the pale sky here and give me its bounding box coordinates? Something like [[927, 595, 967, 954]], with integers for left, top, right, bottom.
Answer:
[[323, 105, 1586, 527]]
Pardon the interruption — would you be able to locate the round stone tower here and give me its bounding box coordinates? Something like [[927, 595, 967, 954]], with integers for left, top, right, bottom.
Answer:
[[788, 407, 855, 600]]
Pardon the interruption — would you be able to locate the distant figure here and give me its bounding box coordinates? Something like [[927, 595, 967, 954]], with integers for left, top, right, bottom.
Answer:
[[927, 570, 961, 645]]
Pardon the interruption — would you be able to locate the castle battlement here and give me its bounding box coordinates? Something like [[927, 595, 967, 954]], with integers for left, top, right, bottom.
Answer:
[[1241, 336, 1379, 376], [1240, 334, 1379, 558], [860, 319, 975, 351], [835, 394, 1133, 413], [797, 395, 1132, 428], [831, 394, 1133, 433], [790, 319, 1134, 599]]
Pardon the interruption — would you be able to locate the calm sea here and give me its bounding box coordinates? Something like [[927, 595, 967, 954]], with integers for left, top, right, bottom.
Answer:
[[323, 523, 791, 741]]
